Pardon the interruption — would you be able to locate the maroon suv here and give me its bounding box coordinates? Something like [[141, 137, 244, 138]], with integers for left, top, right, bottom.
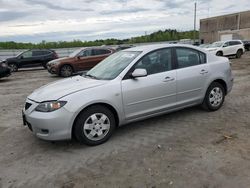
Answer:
[[47, 47, 115, 77]]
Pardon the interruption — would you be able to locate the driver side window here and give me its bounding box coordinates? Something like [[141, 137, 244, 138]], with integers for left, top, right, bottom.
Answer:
[[134, 48, 172, 75], [78, 49, 92, 57], [22, 51, 32, 58]]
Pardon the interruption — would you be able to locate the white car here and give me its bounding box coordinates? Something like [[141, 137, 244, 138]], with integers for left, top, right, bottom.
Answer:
[[205, 40, 245, 58]]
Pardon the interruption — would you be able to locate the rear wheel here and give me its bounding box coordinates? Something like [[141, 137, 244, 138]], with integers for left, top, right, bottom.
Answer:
[[60, 65, 73, 77], [236, 49, 243, 58], [202, 82, 225, 111], [74, 105, 116, 146], [9, 64, 18, 72]]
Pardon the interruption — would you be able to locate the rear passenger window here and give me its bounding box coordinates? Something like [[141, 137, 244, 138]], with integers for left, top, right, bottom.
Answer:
[[176, 48, 203, 68], [199, 52, 206, 64], [93, 49, 111, 55], [32, 51, 44, 56]]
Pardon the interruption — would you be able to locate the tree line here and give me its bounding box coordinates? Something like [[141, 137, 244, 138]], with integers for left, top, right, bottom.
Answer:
[[0, 29, 198, 49]]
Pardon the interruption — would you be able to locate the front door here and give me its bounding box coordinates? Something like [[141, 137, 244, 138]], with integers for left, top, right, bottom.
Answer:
[[121, 48, 177, 120]]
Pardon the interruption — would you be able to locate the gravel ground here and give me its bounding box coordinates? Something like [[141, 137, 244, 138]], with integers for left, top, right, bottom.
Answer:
[[0, 52, 250, 188]]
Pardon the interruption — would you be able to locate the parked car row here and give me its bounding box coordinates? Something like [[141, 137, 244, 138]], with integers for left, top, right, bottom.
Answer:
[[0, 45, 136, 78]]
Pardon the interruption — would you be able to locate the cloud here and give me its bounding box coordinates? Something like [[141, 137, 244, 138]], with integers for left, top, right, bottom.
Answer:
[[0, 0, 249, 42], [25, 0, 93, 11], [101, 8, 149, 15], [0, 11, 29, 22]]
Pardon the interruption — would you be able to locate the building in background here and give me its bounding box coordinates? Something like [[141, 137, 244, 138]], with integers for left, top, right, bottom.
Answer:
[[200, 10, 250, 43]]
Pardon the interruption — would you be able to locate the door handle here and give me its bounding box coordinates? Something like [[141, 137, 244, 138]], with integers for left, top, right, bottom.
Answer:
[[163, 76, 175, 82], [200, 69, 208, 75]]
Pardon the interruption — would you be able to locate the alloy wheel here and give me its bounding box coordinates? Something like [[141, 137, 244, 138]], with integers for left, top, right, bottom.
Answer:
[[209, 87, 223, 107], [83, 113, 111, 141]]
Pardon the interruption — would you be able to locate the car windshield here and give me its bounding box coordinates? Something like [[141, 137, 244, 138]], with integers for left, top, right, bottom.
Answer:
[[69, 48, 83, 57], [210, 42, 224, 47], [85, 51, 141, 80]]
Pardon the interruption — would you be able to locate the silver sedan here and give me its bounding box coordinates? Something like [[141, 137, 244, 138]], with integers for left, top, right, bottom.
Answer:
[[23, 44, 234, 145]]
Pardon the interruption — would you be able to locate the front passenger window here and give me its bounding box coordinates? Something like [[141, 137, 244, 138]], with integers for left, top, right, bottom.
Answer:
[[79, 49, 92, 57], [22, 51, 32, 58], [134, 48, 172, 75]]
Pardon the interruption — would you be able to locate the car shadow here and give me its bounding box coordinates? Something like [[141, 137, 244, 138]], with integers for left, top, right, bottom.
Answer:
[[17, 67, 45, 72], [0, 78, 11, 83], [35, 106, 205, 150]]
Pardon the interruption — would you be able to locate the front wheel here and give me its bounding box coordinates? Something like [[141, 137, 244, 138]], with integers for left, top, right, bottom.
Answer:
[[60, 65, 73, 77], [74, 105, 116, 146], [9, 63, 18, 72], [216, 51, 223, 56], [202, 82, 225, 111]]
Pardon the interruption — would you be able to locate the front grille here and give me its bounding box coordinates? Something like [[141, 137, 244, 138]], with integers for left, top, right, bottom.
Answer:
[[25, 102, 32, 110]]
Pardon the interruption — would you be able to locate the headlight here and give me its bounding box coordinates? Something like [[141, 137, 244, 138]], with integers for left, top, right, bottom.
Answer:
[[49, 61, 59, 66], [1, 63, 7, 67], [35, 101, 67, 112]]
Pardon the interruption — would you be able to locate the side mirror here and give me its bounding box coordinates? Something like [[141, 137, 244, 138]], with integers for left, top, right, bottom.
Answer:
[[223, 44, 228, 48], [19, 55, 24, 59], [131, 68, 147, 78]]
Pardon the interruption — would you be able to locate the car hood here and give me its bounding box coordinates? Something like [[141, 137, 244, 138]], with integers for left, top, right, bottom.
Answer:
[[6, 57, 17, 62], [48, 57, 74, 64], [28, 75, 107, 102]]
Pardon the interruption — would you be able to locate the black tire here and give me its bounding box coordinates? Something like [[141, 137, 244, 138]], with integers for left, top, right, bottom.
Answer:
[[74, 105, 116, 146], [60, 65, 73, 77], [236, 49, 243, 58], [216, 51, 223, 56], [201, 82, 225, 111], [9, 63, 18, 72]]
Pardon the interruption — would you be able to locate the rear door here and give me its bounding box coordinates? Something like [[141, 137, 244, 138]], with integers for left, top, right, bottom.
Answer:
[[175, 47, 210, 106], [31, 50, 45, 67], [77, 48, 112, 71]]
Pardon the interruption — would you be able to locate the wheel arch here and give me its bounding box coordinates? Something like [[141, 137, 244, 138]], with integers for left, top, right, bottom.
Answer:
[[71, 102, 120, 139], [208, 79, 228, 95]]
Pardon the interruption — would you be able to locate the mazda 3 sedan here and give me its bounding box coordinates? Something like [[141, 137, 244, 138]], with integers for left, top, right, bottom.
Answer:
[[23, 44, 234, 146]]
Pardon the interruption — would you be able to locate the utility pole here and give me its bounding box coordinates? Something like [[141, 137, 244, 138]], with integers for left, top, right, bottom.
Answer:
[[193, 2, 197, 44]]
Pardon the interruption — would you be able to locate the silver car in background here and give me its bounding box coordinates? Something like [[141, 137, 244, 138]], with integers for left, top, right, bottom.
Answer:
[[23, 44, 234, 146]]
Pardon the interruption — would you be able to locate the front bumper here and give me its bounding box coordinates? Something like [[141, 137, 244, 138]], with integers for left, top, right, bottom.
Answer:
[[0, 67, 11, 78], [47, 64, 58, 75], [22, 99, 74, 141]]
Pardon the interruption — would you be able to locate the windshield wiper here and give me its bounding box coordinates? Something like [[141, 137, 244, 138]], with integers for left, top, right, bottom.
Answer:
[[84, 74, 99, 80]]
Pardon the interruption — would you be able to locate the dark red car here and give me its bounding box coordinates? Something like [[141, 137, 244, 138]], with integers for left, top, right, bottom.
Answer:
[[47, 47, 115, 77]]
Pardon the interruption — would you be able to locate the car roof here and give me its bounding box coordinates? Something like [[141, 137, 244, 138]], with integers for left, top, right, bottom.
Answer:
[[123, 44, 205, 53], [78, 47, 113, 50]]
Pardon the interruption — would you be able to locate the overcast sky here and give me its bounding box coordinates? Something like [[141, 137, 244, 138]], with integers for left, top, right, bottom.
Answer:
[[0, 0, 249, 42]]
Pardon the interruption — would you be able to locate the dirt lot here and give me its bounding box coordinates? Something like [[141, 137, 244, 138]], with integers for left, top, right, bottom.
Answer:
[[0, 52, 250, 188]]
